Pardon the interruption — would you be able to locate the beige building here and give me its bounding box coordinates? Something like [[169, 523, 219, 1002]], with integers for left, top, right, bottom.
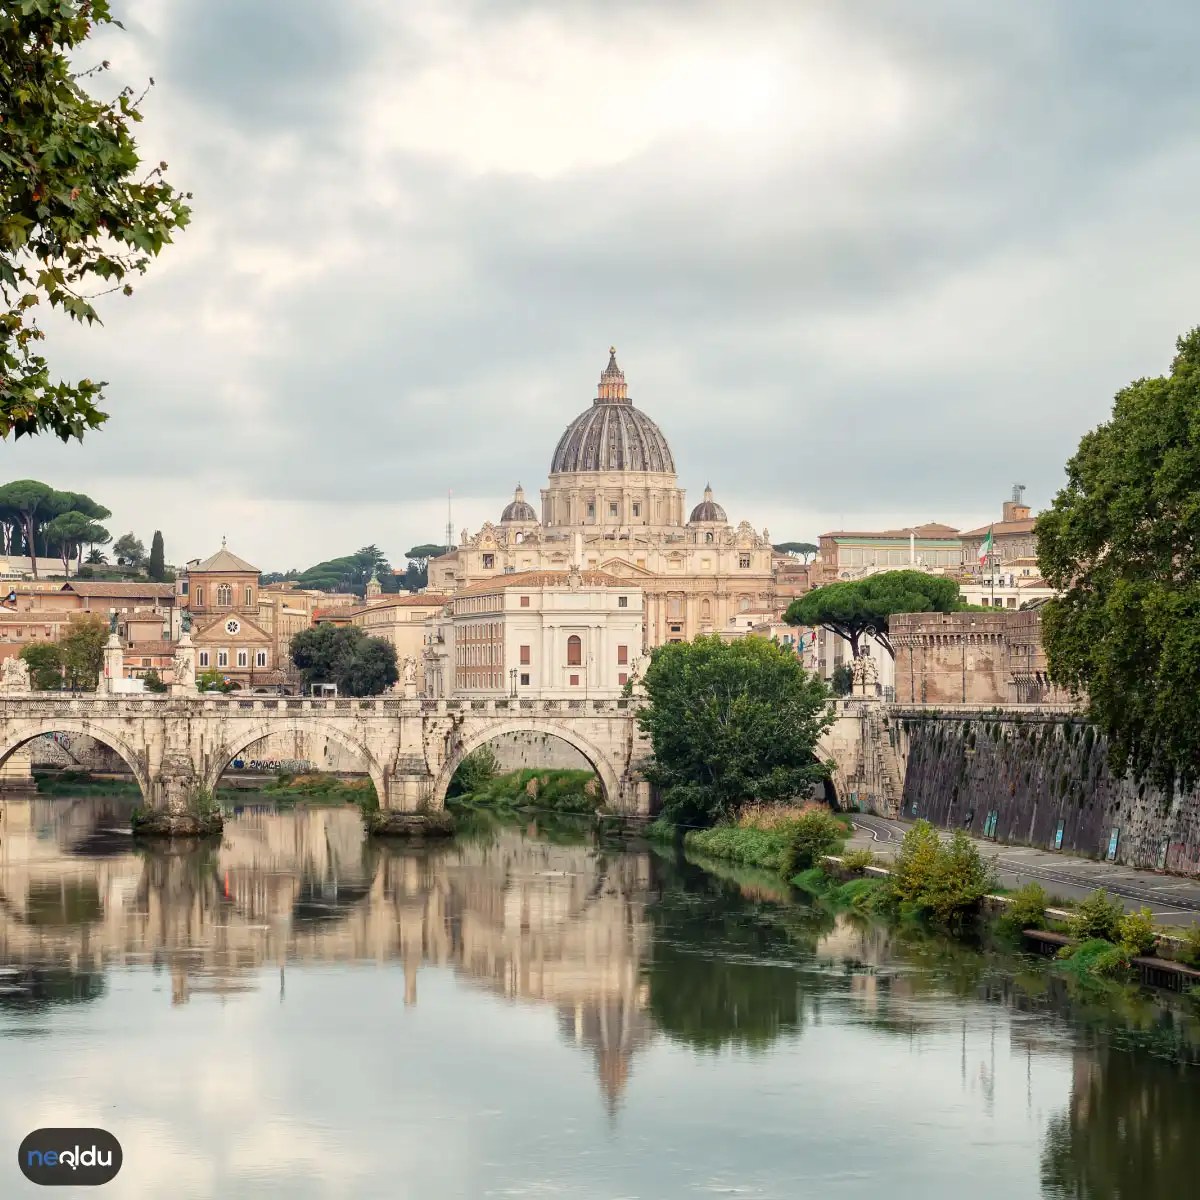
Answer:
[[429, 351, 776, 647], [348, 592, 448, 689], [960, 487, 1038, 575], [422, 569, 643, 699], [180, 543, 280, 691], [815, 523, 963, 583]]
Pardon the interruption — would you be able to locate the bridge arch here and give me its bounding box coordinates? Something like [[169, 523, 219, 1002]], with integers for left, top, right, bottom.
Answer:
[[205, 718, 390, 805], [431, 719, 624, 812], [0, 719, 151, 800]]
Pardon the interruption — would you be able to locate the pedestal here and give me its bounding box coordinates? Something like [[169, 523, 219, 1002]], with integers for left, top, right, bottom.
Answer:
[[171, 631, 198, 696], [99, 634, 124, 696]]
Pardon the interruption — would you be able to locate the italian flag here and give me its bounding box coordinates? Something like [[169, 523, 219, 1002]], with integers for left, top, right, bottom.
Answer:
[[978, 526, 994, 566]]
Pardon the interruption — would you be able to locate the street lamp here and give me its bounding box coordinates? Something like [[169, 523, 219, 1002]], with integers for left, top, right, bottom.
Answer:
[[509, 667, 518, 698]]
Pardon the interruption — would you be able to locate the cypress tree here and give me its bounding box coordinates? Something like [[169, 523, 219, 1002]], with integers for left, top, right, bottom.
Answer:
[[148, 530, 165, 581]]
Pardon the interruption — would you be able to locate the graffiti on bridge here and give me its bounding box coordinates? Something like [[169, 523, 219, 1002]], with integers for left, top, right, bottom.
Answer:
[[229, 759, 314, 773]]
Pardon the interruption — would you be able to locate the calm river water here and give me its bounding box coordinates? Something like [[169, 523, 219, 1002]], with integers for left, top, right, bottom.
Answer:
[[1, 796, 1197, 1198]]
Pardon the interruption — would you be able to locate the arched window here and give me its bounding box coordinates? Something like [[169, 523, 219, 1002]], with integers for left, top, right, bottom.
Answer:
[[738, 595, 751, 612], [216, 584, 232, 606], [567, 635, 582, 666]]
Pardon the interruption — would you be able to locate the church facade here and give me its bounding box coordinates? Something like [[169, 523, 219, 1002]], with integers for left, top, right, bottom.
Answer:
[[429, 351, 776, 648]]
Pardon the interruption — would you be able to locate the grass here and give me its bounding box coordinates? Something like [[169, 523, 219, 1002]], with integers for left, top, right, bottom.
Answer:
[[449, 768, 602, 814], [35, 771, 140, 795], [685, 824, 792, 873], [263, 774, 377, 807], [684, 805, 848, 876]]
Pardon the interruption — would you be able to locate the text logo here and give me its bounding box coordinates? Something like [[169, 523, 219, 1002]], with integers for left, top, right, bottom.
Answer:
[[18, 1129, 122, 1187]]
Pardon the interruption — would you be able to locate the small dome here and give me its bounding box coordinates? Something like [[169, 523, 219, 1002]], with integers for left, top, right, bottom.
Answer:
[[501, 484, 538, 523], [689, 485, 727, 524], [550, 349, 676, 475]]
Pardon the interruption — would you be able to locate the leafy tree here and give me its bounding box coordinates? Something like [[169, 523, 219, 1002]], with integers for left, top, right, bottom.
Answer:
[[1038, 329, 1200, 793], [405, 544, 450, 572], [338, 635, 398, 697], [295, 545, 392, 596], [58, 613, 107, 689], [785, 570, 962, 658], [636, 634, 833, 828], [889, 821, 994, 924], [0, 0, 190, 442], [84, 546, 106, 564], [147, 530, 165, 580], [19, 641, 61, 689], [197, 668, 234, 694], [111, 532, 144, 566], [44, 510, 107, 574], [830, 663, 853, 696], [289, 623, 397, 696], [141, 667, 167, 693], [774, 541, 819, 563]]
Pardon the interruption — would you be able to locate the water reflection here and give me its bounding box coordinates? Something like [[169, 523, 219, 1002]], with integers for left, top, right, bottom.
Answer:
[[1, 796, 1198, 1198]]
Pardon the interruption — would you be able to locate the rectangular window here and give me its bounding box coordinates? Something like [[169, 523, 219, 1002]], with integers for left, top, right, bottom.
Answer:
[[618, 596, 628, 608], [520, 645, 530, 665], [618, 672, 627, 685], [181, 580, 189, 596], [587, 503, 595, 519], [482, 553, 495, 569], [520, 673, 530, 686], [609, 503, 618, 517], [670, 624, 681, 633], [141, 658, 151, 668], [520, 596, 530, 607], [739, 554, 751, 569], [199, 651, 209, 667], [217, 650, 228, 668], [617, 645, 628, 664], [237, 650, 248, 668], [256, 651, 267, 668], [569, 674, 579, 686], [633, 504, 640, 517]]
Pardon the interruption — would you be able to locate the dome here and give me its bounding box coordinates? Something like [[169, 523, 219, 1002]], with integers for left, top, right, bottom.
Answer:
[[501, 484, 538, 523], [689, 485, 727, 524], [550, 349, 675, 475]]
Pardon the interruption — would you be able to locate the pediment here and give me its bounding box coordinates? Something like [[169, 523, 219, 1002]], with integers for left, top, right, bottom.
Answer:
[[599, 556, 656, 577], [194, 614, 272, 642]]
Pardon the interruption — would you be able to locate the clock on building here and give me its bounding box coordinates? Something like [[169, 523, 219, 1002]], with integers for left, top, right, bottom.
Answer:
[[224, 618, 241, 635]]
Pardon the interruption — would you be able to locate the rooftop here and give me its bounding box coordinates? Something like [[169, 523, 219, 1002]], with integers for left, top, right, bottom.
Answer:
[[960, 518, 1037, 537], [61, 582, 176, 599], [821, 522, 960, 541], [188, 540, 259, 574]]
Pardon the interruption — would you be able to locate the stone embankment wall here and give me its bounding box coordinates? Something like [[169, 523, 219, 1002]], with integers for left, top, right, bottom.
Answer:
[[897, 711, 1200, 877]]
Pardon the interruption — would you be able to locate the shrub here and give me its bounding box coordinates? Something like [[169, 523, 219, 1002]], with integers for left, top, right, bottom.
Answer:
[[1119, 907, 1158, 957], [1184, 925, 1200, 968], [889, 821, 994, 924], [1068, 889, 1124, 943], [1004, 882, 1049, 931], [1058, 937, 1131, 980], [142, 668, 168, 693], [781, 808, 847, 876], [449, 746, 499, 797], [840, 848, 876, 873], [686, 824, 790, 873]]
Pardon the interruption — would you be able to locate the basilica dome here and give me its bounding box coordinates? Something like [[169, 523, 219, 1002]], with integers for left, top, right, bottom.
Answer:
[[689, 485, 727, 524], [501, 484, 538, 523], [550, 349, 676, 475]]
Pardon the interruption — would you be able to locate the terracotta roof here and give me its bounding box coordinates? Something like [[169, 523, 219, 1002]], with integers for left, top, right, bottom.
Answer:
[[341, 594, 449, 618], [188, 545, 259, 574], [960, 518, 1037, 537], [61, 582, 176, 599], [821, 522, 960, 540], [455, 570, 625, 596]]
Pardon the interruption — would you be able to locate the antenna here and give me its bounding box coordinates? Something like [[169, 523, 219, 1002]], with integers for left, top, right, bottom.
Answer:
[[1012, 483, 1026, 505], [445, 489, 454, 551]]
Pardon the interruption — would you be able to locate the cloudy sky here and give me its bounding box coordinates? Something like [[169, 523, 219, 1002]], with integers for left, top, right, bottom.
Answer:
[[7, 0, 1200, 570]]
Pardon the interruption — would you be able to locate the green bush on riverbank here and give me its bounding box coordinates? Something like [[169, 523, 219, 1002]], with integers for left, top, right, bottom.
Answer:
[[450, 766, 603, 814], [684, 806, 848, 875]]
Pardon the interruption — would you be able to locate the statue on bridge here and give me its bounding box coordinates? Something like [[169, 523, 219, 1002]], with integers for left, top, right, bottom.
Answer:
[[851, 651, 879, 698], [0, 654, 31, 694]]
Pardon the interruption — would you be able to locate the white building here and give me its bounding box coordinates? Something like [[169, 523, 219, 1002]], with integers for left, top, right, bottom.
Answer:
[[422, 569, 644, 700]]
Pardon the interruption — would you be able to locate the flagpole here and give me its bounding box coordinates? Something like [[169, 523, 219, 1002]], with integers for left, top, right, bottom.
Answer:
[[989, 524, 995, 608]]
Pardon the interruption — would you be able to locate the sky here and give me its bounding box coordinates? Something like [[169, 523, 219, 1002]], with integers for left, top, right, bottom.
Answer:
[[6, 0, 1200, 571]]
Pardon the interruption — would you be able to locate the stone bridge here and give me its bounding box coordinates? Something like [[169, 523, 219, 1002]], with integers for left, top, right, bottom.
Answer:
[[0, 694, 653, 816]]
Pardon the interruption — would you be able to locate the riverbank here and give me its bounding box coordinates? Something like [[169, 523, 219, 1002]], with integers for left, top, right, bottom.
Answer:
[[34, 770, 376, 807], [449, 767, 602, 814]]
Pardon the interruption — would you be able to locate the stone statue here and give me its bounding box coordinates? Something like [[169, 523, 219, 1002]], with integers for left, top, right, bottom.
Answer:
[[0, 654, 31, 693], [851, 652, 879, 696], [403, 656, 417, 687], [109, 610, 119, 635], [173, 646, 196, 691]]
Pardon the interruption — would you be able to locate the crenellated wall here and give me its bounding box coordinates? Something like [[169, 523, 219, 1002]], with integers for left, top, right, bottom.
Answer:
[[896, 709, 1200, 877]]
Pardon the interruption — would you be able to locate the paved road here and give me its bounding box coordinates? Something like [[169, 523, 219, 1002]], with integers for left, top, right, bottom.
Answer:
[[848, 813, 1200, 929]]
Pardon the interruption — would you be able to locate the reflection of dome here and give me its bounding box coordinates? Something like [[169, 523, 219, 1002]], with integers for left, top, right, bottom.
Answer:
[[550, 349, 675, 475], [501, 484, 538, 523], [689, 485, 727, 524]]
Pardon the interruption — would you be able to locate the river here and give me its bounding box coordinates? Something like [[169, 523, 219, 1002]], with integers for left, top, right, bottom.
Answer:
[[1, 796, 1196, 1198]]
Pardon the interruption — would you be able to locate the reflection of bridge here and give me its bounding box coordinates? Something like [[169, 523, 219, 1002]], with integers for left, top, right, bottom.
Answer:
[[0, 695, 654, 814], [0, 799, 657, 1108]]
